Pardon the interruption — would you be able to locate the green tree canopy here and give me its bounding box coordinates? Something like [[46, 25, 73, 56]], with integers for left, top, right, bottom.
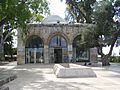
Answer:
[[0, 0, 50, 60], [64, 0, 96, 23], [62, 0, 120, 66], [82, 0, 120, 66], [0, 0, 50, 38]]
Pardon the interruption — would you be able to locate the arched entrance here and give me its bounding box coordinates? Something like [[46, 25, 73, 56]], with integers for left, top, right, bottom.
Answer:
[[49, 35, 68, 63], [73, 35, 89, 62], [25, 36, 44, 64]]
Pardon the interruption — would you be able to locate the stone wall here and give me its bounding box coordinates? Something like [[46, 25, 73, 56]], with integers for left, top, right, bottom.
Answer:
[[17, 23, 97, 64]]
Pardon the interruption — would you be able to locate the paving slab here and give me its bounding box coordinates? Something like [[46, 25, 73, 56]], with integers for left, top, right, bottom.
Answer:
[[0, 71, 17, 85], [4, 63, 120, 90], [0, 62, 17, 90]]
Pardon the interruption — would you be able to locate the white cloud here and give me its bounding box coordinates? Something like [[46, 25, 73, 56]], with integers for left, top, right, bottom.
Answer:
[[48, 0, 66, 18]]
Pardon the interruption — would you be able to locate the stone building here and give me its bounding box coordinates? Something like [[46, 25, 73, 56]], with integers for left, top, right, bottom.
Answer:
[[17, 15, 97, 64]]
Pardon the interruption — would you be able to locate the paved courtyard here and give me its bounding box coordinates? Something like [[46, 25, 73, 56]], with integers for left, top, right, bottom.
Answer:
[[2, 62, 120, 90]]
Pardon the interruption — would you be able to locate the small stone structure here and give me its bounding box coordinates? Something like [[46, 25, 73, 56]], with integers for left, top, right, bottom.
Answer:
[[53, 64, 96, 78], [17, 15, 98, 64]]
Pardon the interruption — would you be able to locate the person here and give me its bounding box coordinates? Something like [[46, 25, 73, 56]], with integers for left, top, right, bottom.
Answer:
[[39, 56, 43, 63]]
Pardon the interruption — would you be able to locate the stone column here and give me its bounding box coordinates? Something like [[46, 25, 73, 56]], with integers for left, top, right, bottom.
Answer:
[[34, 48, 36, 64], [90, 47, 98, 63], [44, 45, 49, 64], [68, 44, 73, 62], [17, 48, 25, 65], [17, 30, 25, 65], [17, 39, 25, 65]]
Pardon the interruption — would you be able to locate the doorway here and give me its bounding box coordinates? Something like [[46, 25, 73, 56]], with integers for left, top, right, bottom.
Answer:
[[54, 48, 62, 63]]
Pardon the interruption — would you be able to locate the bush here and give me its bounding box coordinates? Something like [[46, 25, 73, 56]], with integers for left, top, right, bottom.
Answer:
[[109, 56, 120, 63]]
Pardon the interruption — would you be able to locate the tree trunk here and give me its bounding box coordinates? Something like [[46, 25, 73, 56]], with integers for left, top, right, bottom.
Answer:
[[0, 44, 5, 61], [0, 26, 5, 61], [97, 36, 117, 66], [102, 55, 110, 66]]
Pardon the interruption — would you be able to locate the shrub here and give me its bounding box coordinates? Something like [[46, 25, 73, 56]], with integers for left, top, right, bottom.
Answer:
[[109, 56, 120, 63]]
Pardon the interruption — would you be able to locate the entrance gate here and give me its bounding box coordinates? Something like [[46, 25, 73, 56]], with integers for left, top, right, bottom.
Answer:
[[49, 35, 68, 63], [49, 48, 68, 63]]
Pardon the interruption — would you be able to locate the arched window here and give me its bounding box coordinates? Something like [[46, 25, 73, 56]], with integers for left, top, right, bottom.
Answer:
[[49, 35, 67, 48], [73, 35, 89, 62], [25, 36, 44, 64], [26, 36, 43, 48]]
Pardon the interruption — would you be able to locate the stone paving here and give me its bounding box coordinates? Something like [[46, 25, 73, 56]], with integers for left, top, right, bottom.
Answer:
[[2, 62, 120, 90], [0, 62, 17, 90]]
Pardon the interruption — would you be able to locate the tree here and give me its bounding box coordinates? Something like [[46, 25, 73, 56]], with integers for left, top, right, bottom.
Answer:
[[64, 0, 96, 23], [82, 0, 120, 66], [63, 0, 120, 66], [4, 30, 14, 60], [0, 0, 50, 60]]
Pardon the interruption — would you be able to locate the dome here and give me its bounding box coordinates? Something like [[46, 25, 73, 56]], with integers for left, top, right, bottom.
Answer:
[[41, 15, 68, 24]]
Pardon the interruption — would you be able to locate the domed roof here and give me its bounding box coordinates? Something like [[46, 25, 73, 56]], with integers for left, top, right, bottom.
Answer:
[[41, 15, 68, 24]]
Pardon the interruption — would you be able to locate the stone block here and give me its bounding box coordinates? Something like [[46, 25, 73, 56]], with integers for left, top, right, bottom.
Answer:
[[53, 64, 96, 78]]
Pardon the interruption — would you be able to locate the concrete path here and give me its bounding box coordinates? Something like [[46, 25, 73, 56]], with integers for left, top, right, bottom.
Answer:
[[3, 62, 120, 90]]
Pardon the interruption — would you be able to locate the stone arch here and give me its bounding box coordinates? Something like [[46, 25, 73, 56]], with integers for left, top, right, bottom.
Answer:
[[47, 32, 69, 63], [46, 32, 70, 45], [72, 33, 82, 44], [72, 34, 90, 62], [25, 35, 44, 47], [72, 34, 82, 48], [25, 35, 44, 64]]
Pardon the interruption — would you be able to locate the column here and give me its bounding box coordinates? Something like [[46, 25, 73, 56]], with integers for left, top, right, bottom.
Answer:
[[90, 47, 98, 63], [44, 45, 49, 64], [68, 44, 73, 63], [17, 47, 25, 65], [34, 48, 36, 64], [17, 29, 25, 65]]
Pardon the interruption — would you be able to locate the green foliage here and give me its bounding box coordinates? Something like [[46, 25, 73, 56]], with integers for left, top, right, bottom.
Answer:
[[4, 43, 12, 55], [63, 0, 119, 66], [109, 56, 120, 63], [97, 0, 119, 46], [0, 0, 50, 60], [82, 0, 119, 49], [64, 0, 96, 23], [82, 26, 99, 48], [81, 0, 120, 66], [12, 48, 17, 55], [3, 30, 14, 56], [0, 0, 50, 36]]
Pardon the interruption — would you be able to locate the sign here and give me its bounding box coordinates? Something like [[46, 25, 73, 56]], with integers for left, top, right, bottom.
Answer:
[[68, 45, 72, 51]]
